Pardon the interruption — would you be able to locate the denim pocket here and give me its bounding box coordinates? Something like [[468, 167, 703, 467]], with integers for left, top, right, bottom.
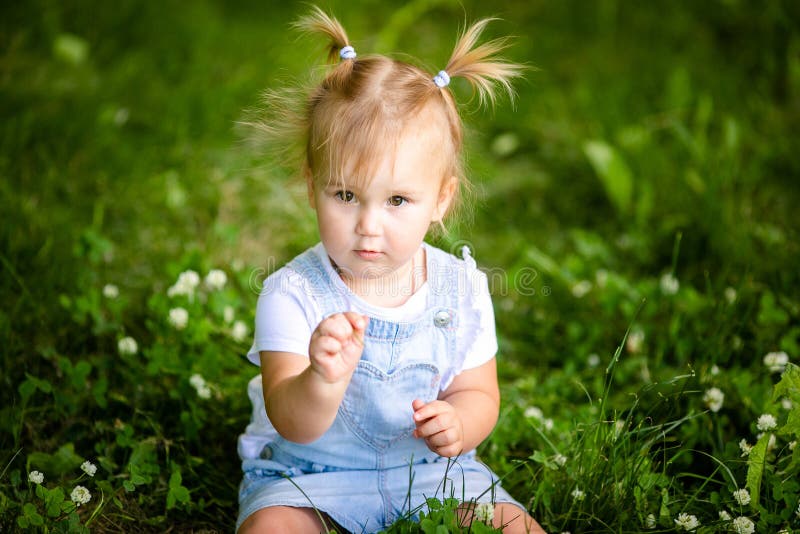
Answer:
[[339, 360, 440, 446]]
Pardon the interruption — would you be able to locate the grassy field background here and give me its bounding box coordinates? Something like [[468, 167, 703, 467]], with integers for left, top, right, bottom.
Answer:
[[2, 0, 800, 531]]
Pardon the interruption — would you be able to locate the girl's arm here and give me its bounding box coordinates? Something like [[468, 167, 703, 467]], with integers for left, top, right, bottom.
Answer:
[[260, 312, 367, 444], [412, 357, 500, 457]]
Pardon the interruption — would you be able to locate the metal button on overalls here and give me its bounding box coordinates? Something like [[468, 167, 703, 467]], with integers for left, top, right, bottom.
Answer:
[[433, 310, 451, 327]]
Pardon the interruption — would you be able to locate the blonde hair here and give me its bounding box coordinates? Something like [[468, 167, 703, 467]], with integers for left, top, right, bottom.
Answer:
[[247, 6, 522, 228]]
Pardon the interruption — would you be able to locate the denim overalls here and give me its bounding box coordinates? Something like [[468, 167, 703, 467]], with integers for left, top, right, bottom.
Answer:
[[237, 244, 522, 532]]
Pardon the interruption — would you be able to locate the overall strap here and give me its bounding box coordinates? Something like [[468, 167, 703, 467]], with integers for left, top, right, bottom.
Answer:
[[285, 246, 348, 318], [425, 243, 467, 312], [426, 244, 484, 388]]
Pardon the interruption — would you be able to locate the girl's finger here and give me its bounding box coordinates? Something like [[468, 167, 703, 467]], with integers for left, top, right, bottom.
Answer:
[[314, 335, 342, 356], [343, 312, 367, 347], [343, 311, 367, 331], [320, 314, 353, 341], [414, 417, 447, 438], [424, 428, 453, 448], [413, 400, 444, 423]]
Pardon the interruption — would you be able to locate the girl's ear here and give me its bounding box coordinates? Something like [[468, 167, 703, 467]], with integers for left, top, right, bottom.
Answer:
[[432, 176, 458, 222], [305, 168, 316, 209]]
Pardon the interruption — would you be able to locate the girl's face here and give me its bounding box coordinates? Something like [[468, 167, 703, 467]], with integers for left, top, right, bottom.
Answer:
[[308, 126, 456, 290]]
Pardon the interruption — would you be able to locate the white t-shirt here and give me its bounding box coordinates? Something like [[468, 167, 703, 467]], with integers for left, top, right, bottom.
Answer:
[[248, 243, 498, 383]]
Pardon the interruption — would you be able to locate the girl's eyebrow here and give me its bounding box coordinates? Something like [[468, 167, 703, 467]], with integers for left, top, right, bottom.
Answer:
[[389, 187, 422, 196], [324, 182, 358, 191]]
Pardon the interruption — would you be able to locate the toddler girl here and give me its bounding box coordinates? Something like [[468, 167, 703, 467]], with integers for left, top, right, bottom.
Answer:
[[237, 6, 546, 533]]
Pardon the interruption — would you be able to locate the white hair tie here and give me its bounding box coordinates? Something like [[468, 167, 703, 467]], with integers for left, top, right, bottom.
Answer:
[[339, 46, 356, 60], [433, 70, 450, 88]]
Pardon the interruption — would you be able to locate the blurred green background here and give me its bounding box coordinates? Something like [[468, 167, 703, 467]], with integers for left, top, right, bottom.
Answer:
[[2, 0, 799, 531]]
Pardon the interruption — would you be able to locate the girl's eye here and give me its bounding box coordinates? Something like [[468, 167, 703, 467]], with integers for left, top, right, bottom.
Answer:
[[388, 195, 407, 207], [335, 190, 355, 203]]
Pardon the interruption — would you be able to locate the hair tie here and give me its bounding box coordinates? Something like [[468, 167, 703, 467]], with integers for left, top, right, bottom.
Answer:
[[339, 45, 356, 60], [433, 70, 451, 88]]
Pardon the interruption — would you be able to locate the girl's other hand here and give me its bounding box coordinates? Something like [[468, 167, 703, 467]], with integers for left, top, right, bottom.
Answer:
[[411, 398, 465, 457], [308, 312, 368, 384]]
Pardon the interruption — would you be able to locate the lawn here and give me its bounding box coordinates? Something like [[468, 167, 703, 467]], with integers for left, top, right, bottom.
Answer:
[[2, 0, 799, 532]]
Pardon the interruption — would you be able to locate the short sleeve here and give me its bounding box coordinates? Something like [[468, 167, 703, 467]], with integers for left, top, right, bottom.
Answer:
[[246, 267, 318, 365], [458, 269, 498, 371]]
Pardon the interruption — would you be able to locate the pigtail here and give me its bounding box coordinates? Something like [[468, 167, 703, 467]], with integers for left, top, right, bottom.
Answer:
[[293, 6, 355, 86], [441, 19, 523, 107]]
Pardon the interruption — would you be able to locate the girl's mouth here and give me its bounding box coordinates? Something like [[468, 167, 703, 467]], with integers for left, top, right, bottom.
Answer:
[[355, 250, 382, 260]]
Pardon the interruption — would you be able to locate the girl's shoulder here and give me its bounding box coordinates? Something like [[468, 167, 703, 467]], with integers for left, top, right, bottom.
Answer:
[[262, 244, 326, 286], [258, 245, 326, 300], [283, 243, 328, 276], [424, 242, 486, 284]]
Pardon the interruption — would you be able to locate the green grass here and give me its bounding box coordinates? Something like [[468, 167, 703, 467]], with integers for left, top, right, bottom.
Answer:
[[2, 0, 800, 532]]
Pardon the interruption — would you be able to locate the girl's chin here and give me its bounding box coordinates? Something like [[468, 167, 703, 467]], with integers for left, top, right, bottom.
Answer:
[[332, 259, 406, 281], [341, 266, 397, 280]]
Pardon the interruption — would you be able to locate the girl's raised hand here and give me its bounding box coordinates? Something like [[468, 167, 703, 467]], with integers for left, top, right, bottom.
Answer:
[[308, 312, 368, 385], [411, 398, 465, 457]]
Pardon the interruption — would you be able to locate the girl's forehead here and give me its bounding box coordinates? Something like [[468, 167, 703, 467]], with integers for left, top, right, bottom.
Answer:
[[318, 115, 452, 188]]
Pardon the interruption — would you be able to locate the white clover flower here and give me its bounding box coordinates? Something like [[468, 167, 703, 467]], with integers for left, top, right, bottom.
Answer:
[[571, 488, 585, 502], [732, 516, 754, 534], [180, 270, 200, 288], [781, 398, 793, 410], [474, 502, 494, 523], [789, 440, 797, 451], [739, 439, 752, 457], [626, 329, 645, 354], [168, 307, 189, 330], [659, 273, 679, 295], [587, 353, 600, 367], [102, 284, 119, 299], [189, 374, 211, 399], [167, 270, 200, 298], [117, 336, 138, 356], [524, 406, 544, 420], [544, 418, 554, 431], [223, 305, 235, 324], [70, 485, 91, 506], [570, 280, 592, 298], [189, 374, 206, 389], [724, 286, 737, 304], [733, 488, 750, 506], [673, 512, 700, 531], [204, 269, 227, 291], [756, 414, 777, 432], [28, 470, 44, 484], [114, 107, 129, 126], [703, 387, 725, 413], [80, 461, 97, 477], [553, 453, 567, 467], [763, 351, 789, 374], [231, 320, 249, 343], [710, 364, 720, 376], [645, 513, 656, 529], [719, 510, 731, 521]]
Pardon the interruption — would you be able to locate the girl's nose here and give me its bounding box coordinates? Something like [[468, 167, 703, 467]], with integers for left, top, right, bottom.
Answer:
[[356, 206, 381, 236]]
